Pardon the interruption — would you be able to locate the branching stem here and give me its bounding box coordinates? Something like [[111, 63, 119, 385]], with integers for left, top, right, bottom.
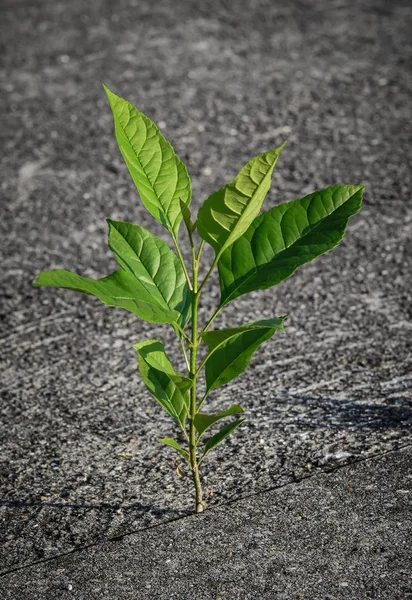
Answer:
[[178, 231, 220, 512], [188, 250, 204, 513]]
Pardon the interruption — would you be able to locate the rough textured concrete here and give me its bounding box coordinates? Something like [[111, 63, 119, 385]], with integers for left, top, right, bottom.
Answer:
[[0, 0, 411, 579], [2, 447, 412, 599]]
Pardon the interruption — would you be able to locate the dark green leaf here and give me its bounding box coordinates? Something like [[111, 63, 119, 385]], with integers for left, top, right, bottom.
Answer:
[[201, 318, 286, 394], [34, 269, 178, 324], [179, 199, 196, 235], [134, 339, 192, 428], [107, 219, 191, 327], [218, 184, 364, 306], [194, 404, 245, 438], [158, 438, 190, 463], [200, 419, 246, 461], [197, 144, 285, 256], [104, 85, 191, 236]]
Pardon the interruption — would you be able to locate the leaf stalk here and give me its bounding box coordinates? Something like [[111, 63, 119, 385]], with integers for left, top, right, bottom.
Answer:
[[172, 233, 192, 291]]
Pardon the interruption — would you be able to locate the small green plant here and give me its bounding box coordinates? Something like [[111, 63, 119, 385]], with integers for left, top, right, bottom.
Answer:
[[34, 85, 364, 513]]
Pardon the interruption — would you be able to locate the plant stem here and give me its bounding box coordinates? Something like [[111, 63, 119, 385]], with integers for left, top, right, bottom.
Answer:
[[179, 335, 190, 373], [196, 390, 209, 413], [196, 239, 205, 262], [189, 257, 203, 513], [197, 254, 218, 297], [172, 233, 192, 291], [202, 303, 224, 334], [174, 322, 192, 345]]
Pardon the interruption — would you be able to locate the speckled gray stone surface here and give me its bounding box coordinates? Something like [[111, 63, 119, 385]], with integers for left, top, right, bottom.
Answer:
[[2, 447, 412, 599], [1, 0, 411, 578]]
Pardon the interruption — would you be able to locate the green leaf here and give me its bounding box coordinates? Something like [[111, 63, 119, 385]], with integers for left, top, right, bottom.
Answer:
[[218, 184, 364, 306], [107, 219, 191, 327], [134, 339, 192, 428], [201, 318, 286, 394], [194, 404, 245, 438], [180, 199, 196, 235], [158, 438, 190, 463], [34, 269, 178, 324], [200, 419, 246, 462], [103, 85, 191, 237], [197, 144, 285, 257]]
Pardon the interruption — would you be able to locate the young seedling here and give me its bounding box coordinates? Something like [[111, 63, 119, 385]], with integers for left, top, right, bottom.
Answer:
[[34, 86, 364, 513]]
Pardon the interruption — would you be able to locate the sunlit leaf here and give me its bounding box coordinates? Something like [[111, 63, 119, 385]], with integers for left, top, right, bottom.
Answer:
[[194, 404, 245, 438], [200, 419, 246, 462], [134, 339, 192, 428], [201, 318, 286, 394], [34, 269, 178, 324], [158, 437, 190, 463], [107, 219, 190, 327], [104, 85, 191, 236], [218, 185, 364, 306], [197, 144, 285, 256]]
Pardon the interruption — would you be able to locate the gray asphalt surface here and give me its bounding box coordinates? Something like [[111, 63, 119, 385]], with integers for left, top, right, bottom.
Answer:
[[1, 0, 411, 593]]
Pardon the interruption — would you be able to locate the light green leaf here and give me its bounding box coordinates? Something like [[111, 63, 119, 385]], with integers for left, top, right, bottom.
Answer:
[[200, 419, 246, 462], [134, 339, 192, 428], [158, 438, 190, 463], [201, 318, 286, 394], [194, 404, 245, 438], [218, 184, 364, 306], [103, 85, 191, 236], [107, 219, 191, 328], [34, 269, 178, 324], [197, 144, 285, 257]]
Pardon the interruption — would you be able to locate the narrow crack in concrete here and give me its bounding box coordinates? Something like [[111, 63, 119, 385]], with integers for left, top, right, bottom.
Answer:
[[1, 440, 410, 578]]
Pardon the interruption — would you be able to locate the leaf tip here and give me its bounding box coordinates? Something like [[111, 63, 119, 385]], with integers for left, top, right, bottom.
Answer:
[[101, 82, 112, 93], [102, 83, 119, 108], [33, 272, 51, 288]]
